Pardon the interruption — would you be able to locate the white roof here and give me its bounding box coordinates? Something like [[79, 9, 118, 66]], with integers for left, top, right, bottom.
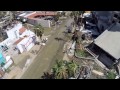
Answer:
[[18, 12, 36, 18], [19, 30, 35, 38], [94, 23, 120, 59], [5, 56, 11, 62], [19, 13, 27, 17]]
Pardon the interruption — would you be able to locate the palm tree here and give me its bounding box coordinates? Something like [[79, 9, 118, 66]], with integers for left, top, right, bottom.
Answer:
[[52, 60, 68, 79], [41, 72, 55, 79], [34, 24, 44, 41], [67, 60, 79, 77], [52, 60, 79, 79]]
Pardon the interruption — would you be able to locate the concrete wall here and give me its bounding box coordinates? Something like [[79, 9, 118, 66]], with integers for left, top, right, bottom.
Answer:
[[27, 19, 51, 28], [36, 19, 51, 28]]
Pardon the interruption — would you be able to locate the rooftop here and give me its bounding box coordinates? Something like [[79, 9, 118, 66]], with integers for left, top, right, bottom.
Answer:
[[13, 38, 24, 45], [94, 23, 120, 59], [19, 26, 26, 34], [27, 11, 57, 19]]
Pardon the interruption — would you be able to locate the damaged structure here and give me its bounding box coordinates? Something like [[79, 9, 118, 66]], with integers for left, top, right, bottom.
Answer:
[[86, 22, 120, 69]]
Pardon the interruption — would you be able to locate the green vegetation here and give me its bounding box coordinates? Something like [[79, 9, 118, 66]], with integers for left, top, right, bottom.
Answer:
[[106, 71, 116, 79], [52, 60, 68, 79], [67, 60, 79, 77], [76, 49, 88, 57], [42, 60, 79, 79]]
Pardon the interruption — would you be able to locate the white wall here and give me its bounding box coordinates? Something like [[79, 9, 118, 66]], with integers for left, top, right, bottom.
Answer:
[[27, 43, 34, 51], [36, 19, 51, 28], [17, 36, 35, 53], [0, 38, 10, 46], [17, 44, 24, 53], [27, 18, 51, 27], [6, 23, 22, 40], [0, 23, 23, 47]]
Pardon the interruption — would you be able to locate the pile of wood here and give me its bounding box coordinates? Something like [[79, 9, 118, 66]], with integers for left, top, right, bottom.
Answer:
[[76, 65, 92, 79]]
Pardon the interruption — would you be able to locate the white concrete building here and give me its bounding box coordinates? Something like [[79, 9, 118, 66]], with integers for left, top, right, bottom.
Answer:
[[13, 29, 35, 53], [0, 22, 23, 47], [0, 21, 36, 54]]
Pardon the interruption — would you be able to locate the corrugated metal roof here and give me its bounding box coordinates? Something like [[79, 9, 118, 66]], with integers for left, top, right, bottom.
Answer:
[[95, 23, 120, 59]]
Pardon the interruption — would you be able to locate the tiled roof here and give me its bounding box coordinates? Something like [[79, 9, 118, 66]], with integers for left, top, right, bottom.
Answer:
[[27, 11, 57, 19], [19, 27, 26, 34], [13, 38, 24, 45]]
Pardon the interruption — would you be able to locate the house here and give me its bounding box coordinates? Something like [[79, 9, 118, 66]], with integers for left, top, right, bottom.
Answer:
[[0, 21, 22, 51], [17, 11, 57, 27], [85, 23, 120, 69], [0, 20, 35, 54], [13, 29, 35, 54]]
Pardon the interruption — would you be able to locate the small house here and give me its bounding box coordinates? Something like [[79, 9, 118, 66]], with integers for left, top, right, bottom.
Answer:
[[85, 23, 120, 69]]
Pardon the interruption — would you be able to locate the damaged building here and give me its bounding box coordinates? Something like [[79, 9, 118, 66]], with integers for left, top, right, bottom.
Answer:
[[85, 22, 120, 69]]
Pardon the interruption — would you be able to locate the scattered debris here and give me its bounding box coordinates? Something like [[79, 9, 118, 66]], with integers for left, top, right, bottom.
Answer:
[[76, 65, 92, 79], [92, 70, 104, 76]]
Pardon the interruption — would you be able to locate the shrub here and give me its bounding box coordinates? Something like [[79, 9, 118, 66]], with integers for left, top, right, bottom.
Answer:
[[76, 49, 87, 57], [106, 71, 116, 79]]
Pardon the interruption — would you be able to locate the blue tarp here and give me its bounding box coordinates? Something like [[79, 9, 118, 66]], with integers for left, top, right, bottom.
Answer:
[[0, 54, 2, 58], [0, 53, 5, 65]]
